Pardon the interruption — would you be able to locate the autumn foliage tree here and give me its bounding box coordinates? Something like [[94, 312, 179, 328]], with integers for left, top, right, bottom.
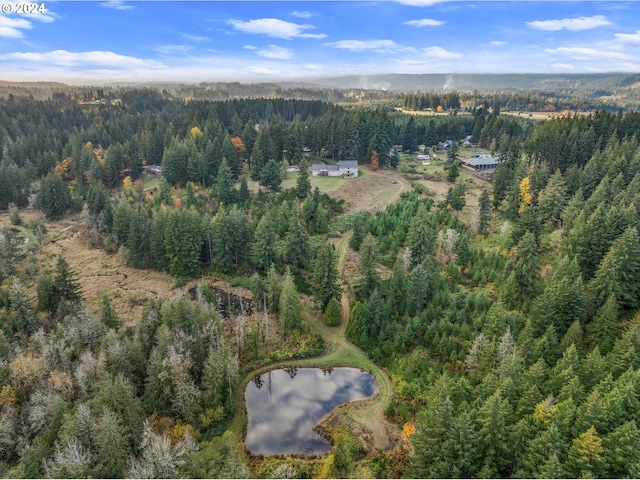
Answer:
[[370, 150, 379, 170]]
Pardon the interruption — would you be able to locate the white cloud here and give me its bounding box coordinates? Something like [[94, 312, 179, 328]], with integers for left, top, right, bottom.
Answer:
[[182, 33, 209, 43], [0, 17, 33, 38], [526, 15, 612, 31], [404, 19, 444, 27], [550, 63, 575, 70], [245, 65, 281, 75], [490, 41, 507, 46], [291, 11, 312, 19], [155, 45, 193, 55], [1, 50, 166, 68], [227, 18, 325, 39], [304, 64, 322, 71], [101, 1, 134, 10], [394, 0, 448, 6], [615, 30, 640, 44], [256, 45, 293, 60], [422, 46, 462, 59], [544, 47, 633, 61], [327, 39, 414, 53], [243, 45, 258, 50]]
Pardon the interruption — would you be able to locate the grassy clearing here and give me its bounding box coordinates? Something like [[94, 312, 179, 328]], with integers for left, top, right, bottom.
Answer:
[[247, 173, 344, 195]]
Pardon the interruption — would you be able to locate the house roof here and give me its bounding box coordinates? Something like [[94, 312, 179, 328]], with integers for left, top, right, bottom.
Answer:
[[462, 156, 500, 167], [312, 163, 339, 171], [339, 160, 358, 169]]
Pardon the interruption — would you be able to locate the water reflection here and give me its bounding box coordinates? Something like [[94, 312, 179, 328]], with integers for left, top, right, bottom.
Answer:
[[245, 367, 378, 456]]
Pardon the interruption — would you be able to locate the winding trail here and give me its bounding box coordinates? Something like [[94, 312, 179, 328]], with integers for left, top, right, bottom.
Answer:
[[231, 168, 405, 456]]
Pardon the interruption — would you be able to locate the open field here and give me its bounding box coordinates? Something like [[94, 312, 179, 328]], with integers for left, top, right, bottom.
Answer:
[[0, 209, 182, 324], [501, 110, 593, 120], [329, 166, 412, 214]]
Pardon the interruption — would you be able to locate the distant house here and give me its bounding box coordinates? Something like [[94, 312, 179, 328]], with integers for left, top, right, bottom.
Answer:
[[461, 154, 500, 172], [143, 164, 162, 175], [418, 144, 426, 153], [286, 165, 300, 173], [311, 160, 358, 178], [440, 140, 454, 150], [417, 154, 430, 165]]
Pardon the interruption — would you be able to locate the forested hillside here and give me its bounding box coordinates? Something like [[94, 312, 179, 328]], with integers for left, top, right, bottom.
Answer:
[[0, 89, 639, 478]]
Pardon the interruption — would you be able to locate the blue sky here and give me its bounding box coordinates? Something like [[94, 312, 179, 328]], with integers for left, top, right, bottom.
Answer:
[[1, 1, 640, 83]]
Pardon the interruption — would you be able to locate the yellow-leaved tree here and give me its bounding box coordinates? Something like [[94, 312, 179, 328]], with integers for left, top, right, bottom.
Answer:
[[518, 176, 532, 214]]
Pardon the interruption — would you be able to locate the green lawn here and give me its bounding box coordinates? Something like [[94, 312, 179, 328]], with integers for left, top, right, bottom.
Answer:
[[248, 170, 361, 195]]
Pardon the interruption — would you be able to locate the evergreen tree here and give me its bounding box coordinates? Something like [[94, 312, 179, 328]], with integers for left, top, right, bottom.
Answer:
[[478, 188, 492, 235], [324, 297, 341, 327], [514, 231, 541, 299], [211, 205, 251, 273], [446, 158, 460, 182], [54, 256, 82, 304], [37, 172, 71, 220], [9, 277, 36, 336], [161, 137, 189, 186], [91, 408, 130, 478], [407, 264, 430, 316], [310, 244, 340, 309], [164, 207, 203, 278], [386, 256, 407, 320], [99, 292, 120, 329], [366, 289, 388, 344], [37, 269, 58, 314], [279, 268, 302, 338], [538, 170, 568, 227], [236, 177, 249, 204], [589, 293, 618, 355], [252, 213, 277, 273], [602, 420, 640, 478], [265, 263, 281, 314], [349, 214, 367, 251], [215, 157, 235, 204], [406, 205, 436, 268], [221, 134, 240, 177], [259, 159, 283, 191], [409, 391, 456, 478], [589, 226, 640, 309], [296, 159, 311, 199], [357, 233, 380, 301], [345, 301, 367, 347], [477, 393, 513, 476], [285, 209, 311, 269], [446, 181, 466, 218]]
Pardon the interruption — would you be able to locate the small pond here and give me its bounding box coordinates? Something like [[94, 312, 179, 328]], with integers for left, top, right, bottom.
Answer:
[[245, 367, 378, 456]]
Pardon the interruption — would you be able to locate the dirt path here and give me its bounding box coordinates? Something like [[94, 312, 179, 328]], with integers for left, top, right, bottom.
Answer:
[[232, 169, 405, 456]]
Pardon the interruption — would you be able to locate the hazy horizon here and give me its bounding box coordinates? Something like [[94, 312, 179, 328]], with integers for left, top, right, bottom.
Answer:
[[1, 0, 639, 83]]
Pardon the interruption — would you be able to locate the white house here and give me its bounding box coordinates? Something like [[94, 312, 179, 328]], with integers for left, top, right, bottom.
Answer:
[[338, 160, 358, 178], [311, 160, 358, 178]]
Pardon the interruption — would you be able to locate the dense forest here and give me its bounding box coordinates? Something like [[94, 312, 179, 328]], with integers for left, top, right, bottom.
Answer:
[[0, 87, 639, 478]]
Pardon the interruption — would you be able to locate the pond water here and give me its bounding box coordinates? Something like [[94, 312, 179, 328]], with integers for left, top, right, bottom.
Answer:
[[245, 367, 378, 456]]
